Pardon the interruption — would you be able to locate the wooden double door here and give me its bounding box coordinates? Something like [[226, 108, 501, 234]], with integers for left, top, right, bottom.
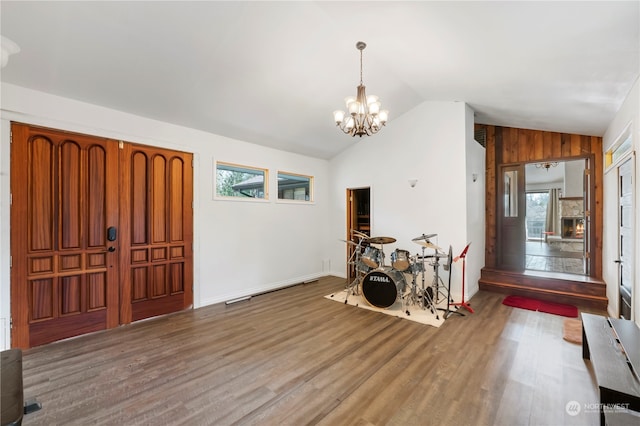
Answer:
[[10, 124, 193, 348]]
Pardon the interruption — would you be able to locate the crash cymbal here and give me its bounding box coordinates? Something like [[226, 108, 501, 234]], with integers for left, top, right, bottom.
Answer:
[[351, 230, 369, 239], [367, 236, 396, 245], [413, 240, 442, 250], [411, 233, 437, 242], [339, 239, 358, 247]]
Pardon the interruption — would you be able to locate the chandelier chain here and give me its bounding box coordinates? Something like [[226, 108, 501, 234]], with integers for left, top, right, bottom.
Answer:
[[360, 48, 363, 85]]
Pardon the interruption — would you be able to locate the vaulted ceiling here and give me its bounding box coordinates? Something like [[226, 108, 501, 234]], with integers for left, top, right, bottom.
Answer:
[[1, 1, 638, 159]]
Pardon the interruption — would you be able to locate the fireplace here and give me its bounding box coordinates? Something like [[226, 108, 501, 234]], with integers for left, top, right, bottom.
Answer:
[[562, 217, 584, 239]]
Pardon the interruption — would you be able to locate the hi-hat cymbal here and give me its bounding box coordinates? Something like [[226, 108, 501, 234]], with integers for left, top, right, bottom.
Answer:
[[351, 230, 369, 239], [368, 236, 396, 245], [413, 240, 442, 250], [339, 239, 357, 247], [411, 233, 437, 242]]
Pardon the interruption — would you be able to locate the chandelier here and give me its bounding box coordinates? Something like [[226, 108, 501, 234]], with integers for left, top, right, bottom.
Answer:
[[333, 41, 389, 137], [535, 161, 559, 171]]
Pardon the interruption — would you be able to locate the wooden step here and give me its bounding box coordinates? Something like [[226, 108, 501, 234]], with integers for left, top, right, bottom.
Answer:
[[479, 267, 608, 310]]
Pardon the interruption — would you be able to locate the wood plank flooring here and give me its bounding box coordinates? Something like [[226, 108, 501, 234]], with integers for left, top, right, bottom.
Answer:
[[20, 276, 604, 425]]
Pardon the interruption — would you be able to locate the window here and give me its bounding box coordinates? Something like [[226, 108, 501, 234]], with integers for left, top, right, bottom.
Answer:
[[525, 191, 549, 240], [605, 132, 632, 168], [277, 172, 313, 201], [215, 162, 268, 199]]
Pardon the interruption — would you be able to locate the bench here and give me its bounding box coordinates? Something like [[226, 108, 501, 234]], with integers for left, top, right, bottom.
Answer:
[[581, 313, 640, 425], [1, 349, 41, 426]]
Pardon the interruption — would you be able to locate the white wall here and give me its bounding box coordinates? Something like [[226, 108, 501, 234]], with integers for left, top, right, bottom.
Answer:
[[464, 104, 486, 299], [603, 76, 639, 324], [0, 83, 331, 349], [0, 84, 485, 349], [328, 101, 484, 303]]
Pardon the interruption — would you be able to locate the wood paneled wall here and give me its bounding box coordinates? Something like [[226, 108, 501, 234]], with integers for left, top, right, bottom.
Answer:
[[478, 125, 603, 278]]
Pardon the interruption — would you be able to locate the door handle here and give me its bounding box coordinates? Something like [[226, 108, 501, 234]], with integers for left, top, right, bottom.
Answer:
[[614, 259, 622, 264], [107, 246, 116, 253]]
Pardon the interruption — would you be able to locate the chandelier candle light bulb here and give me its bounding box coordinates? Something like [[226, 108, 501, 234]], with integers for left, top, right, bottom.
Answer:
[[333, 41, 389, 137]]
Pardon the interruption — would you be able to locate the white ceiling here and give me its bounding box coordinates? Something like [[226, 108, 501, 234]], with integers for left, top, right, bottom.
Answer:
[[1, 1, 638, 159]]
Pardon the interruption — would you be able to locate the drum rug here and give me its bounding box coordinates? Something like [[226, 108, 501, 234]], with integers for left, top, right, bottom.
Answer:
[[324, 289, 451, 328]]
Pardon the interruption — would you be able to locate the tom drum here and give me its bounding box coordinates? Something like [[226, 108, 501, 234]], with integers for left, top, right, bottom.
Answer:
[[361, 246, 382, 268], [391, 249, 411, 271]]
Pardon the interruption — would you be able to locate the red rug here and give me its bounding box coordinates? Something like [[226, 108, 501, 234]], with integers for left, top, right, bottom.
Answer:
[[502, 295, 578, 318]]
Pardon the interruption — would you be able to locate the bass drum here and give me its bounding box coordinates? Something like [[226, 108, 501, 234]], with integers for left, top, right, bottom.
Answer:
[[362, 268, 407, 308]]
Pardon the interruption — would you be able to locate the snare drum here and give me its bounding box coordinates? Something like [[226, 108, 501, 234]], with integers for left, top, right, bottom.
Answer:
[[361, 246, 382, 268], [391, 249, 411, 271], [362, 268, 407, 308]]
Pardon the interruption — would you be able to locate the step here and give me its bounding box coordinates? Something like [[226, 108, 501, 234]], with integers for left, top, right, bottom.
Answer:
[[479, 268, 608, 311]]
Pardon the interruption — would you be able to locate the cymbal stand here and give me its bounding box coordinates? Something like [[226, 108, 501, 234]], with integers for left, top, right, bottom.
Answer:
[[341, 237, 366, 304], [430, 254, 453, 305], [416, 246, 440, 319], [403, 262, 422, 315]]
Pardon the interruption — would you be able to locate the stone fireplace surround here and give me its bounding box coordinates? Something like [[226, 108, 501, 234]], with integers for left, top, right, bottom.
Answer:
[[547, 197, 584, 252]]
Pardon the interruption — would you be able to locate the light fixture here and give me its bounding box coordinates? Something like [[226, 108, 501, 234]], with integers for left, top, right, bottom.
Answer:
[[1, 36, 20, 68], [535, 161, 558, 171], [333, 41, 389, 137]]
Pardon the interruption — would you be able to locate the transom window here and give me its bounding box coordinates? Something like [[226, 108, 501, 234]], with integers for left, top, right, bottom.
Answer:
[[216, 162, 268, 199], [277, 172, 313, 201]]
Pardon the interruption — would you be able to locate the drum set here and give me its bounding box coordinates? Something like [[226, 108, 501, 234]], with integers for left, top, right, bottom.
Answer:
[[341, 230, 463, 320]]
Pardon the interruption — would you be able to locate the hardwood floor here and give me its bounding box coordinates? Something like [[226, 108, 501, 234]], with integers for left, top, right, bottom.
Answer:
[[20, 276, 604, 425]]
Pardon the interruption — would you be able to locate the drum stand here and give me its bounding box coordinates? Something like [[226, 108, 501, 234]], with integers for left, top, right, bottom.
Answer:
[[404, 249, 439, 319], [429, 254, 454, 306], [343, 261, 361, 304], [336, 233, 367, 304]]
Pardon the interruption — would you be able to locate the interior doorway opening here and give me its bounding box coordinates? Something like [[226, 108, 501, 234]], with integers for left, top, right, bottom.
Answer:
[[524, 160, 587, 275], [346, 187, 370, 280]]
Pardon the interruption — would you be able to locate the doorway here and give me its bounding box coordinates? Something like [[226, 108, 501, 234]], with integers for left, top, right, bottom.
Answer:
[[346, 187, 370, 280], [10, 123, 193, 348], [523, 160, 589, 275]]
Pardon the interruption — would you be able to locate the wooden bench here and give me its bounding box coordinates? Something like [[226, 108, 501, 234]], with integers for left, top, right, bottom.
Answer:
[[581, 313, 640, 425]]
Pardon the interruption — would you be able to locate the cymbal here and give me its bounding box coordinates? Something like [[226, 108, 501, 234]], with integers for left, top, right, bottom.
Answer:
[[339, 239, 357, 247], [351, 230, 369, 239], [367, 236, 396, 245], [413, 240, 442, 250], [411, 233, 437, 242]]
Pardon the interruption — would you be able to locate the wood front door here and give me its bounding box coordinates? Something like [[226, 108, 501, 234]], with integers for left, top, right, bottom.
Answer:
[[10, 124, 120, 348], [119, 143, 193, 323], [10, 124, 194, 348]]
